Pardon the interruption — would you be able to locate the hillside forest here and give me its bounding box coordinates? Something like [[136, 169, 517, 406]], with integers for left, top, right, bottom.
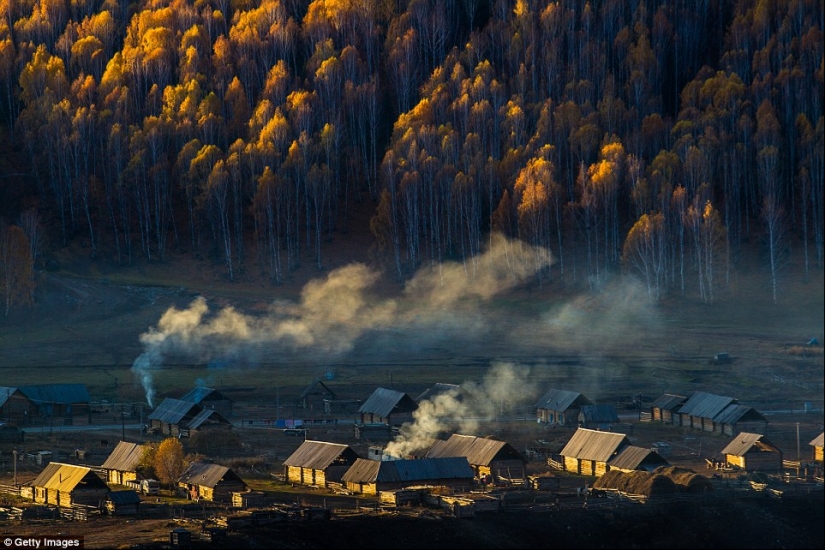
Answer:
[[0, 0, 822, 314]]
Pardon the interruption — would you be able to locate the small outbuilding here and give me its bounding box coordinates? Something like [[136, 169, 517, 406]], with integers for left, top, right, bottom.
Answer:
[[148, 398, 232, 437], [424, 434, 527, 485], [100, 441, 149, 485], [341, 457, 474, 495], [355, 388, 418, 440], [283, 440, 360, 487], [534, 388, 592, 426], [177, 462, 249, 503], [578, 404, 619, 430], [296, 379, 337, 411], [675, 391, 767, 435], [721, 432, 784, 472], [27, 462, 109, 508], [104, 490, 141, 516], [559, 428, 632, 476], [607, 446, 670, 473], [649, 394, 687, 423]]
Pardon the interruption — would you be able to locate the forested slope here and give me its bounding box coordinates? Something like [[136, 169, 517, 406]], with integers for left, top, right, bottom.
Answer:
[[0, 0, 821, 307]]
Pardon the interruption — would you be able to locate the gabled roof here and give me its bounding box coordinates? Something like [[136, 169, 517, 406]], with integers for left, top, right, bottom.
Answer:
[[424, 434, 524, 465], [107, 490, 141, 505], [0, 386, 20, 408], [579, 404, 619, 423], [560, 428, 630, 462], [677, 391, 736, 419], [283, 440, 360, 470], [711, 404, 766, 425], [299, 379, 337, 400], [148, 398, 201, 424], [721, 432, 782, 456], [416, 383, 462, 403], [608, 446, 668, 471], [650, 393, 687, 411], [341, 457, 474, 484], [534, 388, 592, 411], [30, 463, 108, 492], [810, 432, 824, 448], [186, 408, 231, 429], [101, 441, 148, 472], [358, 387, 418, 418], [18, 384, 90, 405], [179, 387, 231, 404], [178, 462, 245, 489]]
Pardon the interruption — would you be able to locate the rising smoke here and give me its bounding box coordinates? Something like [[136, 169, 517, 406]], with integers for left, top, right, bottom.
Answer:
[[131, 234, 553, 406]]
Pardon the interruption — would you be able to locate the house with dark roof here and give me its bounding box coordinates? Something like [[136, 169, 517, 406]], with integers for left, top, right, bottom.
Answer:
[[177, 462, 248, 502], [296, 379, 336, 411], [100, 441, 150, 485], [283, 440, 360, 487], [578, 404, 619, 430], [148, 398, 232, 437], [676, 391, 767, 435], [26, 463, 109, 508], [355, 388, 418, 441], [534, 388, 592, 426], [650, 394, 687, 423], [424, 434, 527, 486], [559, 428, 632, 476], [104, 490, 141, 516], [341, 457, 474, 495], [0, 384, 91, 426], [179, 387, 233, 417], [607, 446, 669, 473], [721, 432, 783, 472], [416, 383, 463, 403]]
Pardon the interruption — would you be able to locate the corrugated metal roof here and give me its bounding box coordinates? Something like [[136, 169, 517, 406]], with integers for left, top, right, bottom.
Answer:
[[342, 457, 473, 483], [721, 432, 781, 456], [424, 434, 523, 466], [18, 384, 90, 404], [579, 404, 619, 423], [148, 398, 200, 424], [650, 393, 687, 410], [811, 432, 824, 448], [534, 388, 591, 411], [559, 428, 630, 462], [187, 408, 231, 429], [358, 387, 418, 418], [178, 462, 242, 488], [101, 441, 148, 472], [0, 386, 18, 408], [712, 404, 766, 425], [608, 446, 667, 471], [677, 391, 736, 418], [416, 383, 461, 403], [283, 440, 360, 470], [30, 462, 107, 492], [179, 387, 230, 404]]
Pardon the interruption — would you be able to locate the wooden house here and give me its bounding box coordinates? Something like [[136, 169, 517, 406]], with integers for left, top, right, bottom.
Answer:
[[578, 404, 619, 430], [424, 434, 527, 485], [0, 384, 91, 426], [607, 446, 669, 473], [177, 462, 249, 503], [104, 490, 141, 516], [148, 398, 232, 437], [810, 432, 824, 462], [534, 388, 592, 426], [296, 379, 336, 411], [341, 457, 474, 495], [179, 387, 233, 417], [356, 388, 418, 439], [100, 441, 149, 485], [721, 432, 784, 472], [559, 428, 632, 476], [676, 391, 767, 435], [649, 394, 687, 423], [28, 462, 109, 508], [282, 440, 360, 487]]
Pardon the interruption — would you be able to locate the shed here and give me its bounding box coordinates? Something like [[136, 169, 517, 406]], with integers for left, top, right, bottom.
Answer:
[[676, 391, 767, 435], [811, 432, 824, 462], [559, 428, 631, 476], [100, 441, 150, 485], [341, 457, 474, 495], [283, 440, 360, 487], [28, 462, 109, 508], [177, 462, 249, 503], [148, 398, 231, 437], [424, 434, 527, 485], [649, 394, 687, 423], [608, 446, 669, 473], [179, 387, 233, 417], [711, 404, 767, 436], [534, 388, 592, 425], [296, 379, 337, 411], [104, 490, 141, 516], [578, 404, 619, 429], [721, 432, 783, 472]]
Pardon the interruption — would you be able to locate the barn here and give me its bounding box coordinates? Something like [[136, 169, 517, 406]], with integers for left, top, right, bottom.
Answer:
[[424, 434, 527, 486], [607, 446, 670, 473], [578, 404, 619, 430], [27, 462, 109, 508], [676, 391, 767, 435], [721, 432, 784, 472], [559, 428, 632, 476], [649, 393, 687, 423], [100, 441, 149, 485], [0, 384, 91, 426], [356, 388, 418, 440], [534, 388, 592, 426], [177, 462, 249, 503], [147, 398, 232, 437], [811, 432, 824, 462], [341, 457, 474, 495], [179, 387, 233, 417], [283, 440, 360, 488]]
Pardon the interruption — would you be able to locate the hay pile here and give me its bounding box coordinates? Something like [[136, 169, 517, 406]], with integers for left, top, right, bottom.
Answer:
[[593, 466, 713, 496]]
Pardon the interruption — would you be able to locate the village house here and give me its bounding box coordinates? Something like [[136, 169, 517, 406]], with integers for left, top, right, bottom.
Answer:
[[649, 393, 687, 423], [0, 384, 91, 426], [100, 440, 149, 485], [534, 388, 592, 426], [179, 387, 233, 417], [296, 379, 337, 411], [578, 404, 619, 430], [283, 440, 360, 488], [607, 446, 670, 473], [25, 462, 109, 508], [341, 457, 474, 495], [177, 462, 249, 503], [424, 434, 527, 486], [675, 391, 768, 435], [558, 428, 632, 476], [721, 432, 784, 472], [147, 398, 232, 437], [355, 388, 418, 441], [810, 432, 824, 463], [103, 490, 141, 516]]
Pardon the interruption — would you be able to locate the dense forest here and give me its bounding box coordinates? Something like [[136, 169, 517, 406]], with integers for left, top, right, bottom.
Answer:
[[0, 0, 822, 311]]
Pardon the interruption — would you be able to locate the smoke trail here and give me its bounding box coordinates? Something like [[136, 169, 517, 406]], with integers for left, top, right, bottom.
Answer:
[[384, 362, 536, 458]]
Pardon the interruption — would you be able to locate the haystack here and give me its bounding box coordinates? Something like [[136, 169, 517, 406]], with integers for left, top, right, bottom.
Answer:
[[592, 470, 678, 496], [653, 465, 714, 493]]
